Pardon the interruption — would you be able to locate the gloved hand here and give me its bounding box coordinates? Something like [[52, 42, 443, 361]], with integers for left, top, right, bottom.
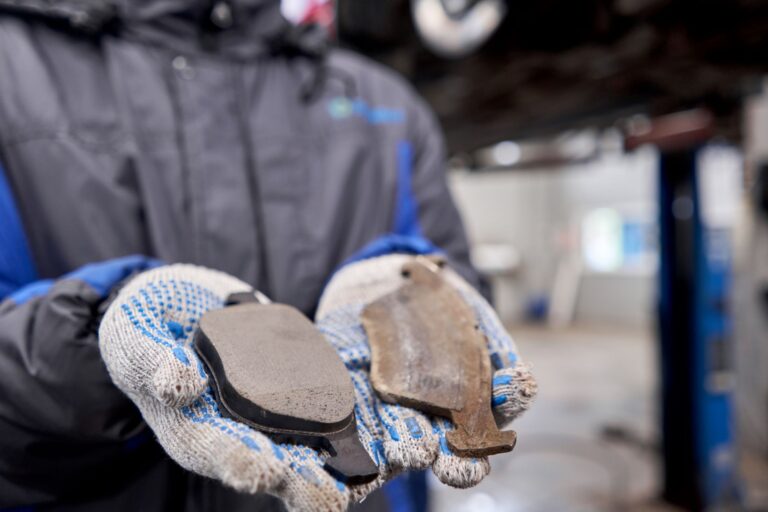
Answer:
[[315, 254, 537, 504], [98, 264, 360, 512], [98, 259, 536, 511]]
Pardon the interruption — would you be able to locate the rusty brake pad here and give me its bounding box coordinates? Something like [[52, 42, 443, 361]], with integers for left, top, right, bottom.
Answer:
[[361, 258, 517, 458]]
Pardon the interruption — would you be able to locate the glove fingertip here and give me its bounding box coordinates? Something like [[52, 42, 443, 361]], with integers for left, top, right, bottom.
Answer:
[[381, 415, 438, 471], [491, 363, 538, 425], [152, 352, 207, 407], [278, 464, 350, 512], [219, 443, 284, 495], [348, 475, 386, 504], [432, 454, 490, 489]]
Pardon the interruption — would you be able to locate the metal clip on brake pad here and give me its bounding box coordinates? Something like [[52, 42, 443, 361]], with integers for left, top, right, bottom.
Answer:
[[362, 257, 517, 458], [193, 292, 378, 484]]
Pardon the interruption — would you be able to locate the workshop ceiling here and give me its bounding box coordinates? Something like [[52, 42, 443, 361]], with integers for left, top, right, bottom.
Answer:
[[337, 0, 768, 152]]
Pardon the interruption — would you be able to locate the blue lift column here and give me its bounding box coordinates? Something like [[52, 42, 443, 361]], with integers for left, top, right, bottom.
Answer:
[[627, 110, 738, 511]]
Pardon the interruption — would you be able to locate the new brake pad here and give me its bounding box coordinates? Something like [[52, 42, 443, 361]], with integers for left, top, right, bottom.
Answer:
[[193, 297, 377, 484]]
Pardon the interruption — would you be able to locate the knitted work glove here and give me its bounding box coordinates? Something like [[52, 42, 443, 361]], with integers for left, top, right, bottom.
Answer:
[[98, 264, 357, 512], [315, 254, 537, 501]]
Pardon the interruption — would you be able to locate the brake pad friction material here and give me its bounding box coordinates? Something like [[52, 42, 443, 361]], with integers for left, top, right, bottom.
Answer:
[[362, 259, 517, 458], [194, 302, 378, 484]]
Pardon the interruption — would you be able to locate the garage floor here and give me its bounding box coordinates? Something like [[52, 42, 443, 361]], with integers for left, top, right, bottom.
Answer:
[[429, 325, 681, 512]]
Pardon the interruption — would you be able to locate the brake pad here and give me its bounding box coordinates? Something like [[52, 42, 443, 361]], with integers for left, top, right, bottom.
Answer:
[[362, 258, 517, 458], [193, 296, 377, 484]]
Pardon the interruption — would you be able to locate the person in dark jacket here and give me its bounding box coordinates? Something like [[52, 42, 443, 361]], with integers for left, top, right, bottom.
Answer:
[[0, 0, 536, 510]]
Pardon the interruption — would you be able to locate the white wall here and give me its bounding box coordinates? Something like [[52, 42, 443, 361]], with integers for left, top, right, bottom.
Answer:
[[448, 142, 658, 328], [449, 167, 559, 320]]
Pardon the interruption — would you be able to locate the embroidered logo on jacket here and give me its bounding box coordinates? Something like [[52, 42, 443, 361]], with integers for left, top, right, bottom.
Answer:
[[327, 97, 405, 125]]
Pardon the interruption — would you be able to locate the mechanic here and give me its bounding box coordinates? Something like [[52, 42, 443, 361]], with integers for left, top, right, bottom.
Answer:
[[0, 1, 535, 510]]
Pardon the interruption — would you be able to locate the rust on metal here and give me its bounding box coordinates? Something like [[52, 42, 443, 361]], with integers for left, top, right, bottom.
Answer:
[[362, 257, 516, 457]]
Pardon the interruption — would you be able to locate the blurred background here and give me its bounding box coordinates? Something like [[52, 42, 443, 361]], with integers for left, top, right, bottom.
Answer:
[[284, 1, 768, 511]]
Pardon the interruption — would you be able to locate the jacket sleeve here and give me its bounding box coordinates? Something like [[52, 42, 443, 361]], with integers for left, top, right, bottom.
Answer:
[[0, 207, 162, 506], [405, 94, 490, 296]]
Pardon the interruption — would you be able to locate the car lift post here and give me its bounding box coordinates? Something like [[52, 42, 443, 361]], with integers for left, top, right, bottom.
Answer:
[[626, 110, 739, 511]]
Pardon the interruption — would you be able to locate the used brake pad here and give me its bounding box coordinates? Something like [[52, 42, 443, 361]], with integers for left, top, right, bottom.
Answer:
[[361, 258, 517, 458], [193, 295, 377, 484]]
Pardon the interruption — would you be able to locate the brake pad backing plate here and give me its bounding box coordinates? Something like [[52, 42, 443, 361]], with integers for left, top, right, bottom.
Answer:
[[362, 259, 517, 458]]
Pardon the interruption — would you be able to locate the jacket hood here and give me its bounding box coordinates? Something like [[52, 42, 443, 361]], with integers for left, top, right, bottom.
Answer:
[[118, 0, 290, 57], [0, 0, 291, 57], [120, 0, 276, 19]]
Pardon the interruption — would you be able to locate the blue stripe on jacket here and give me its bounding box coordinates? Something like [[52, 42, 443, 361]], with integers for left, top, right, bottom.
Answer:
[[344, 139, 440, 267], [0, 160, 161, 304], [0, 162, 38, 300]]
